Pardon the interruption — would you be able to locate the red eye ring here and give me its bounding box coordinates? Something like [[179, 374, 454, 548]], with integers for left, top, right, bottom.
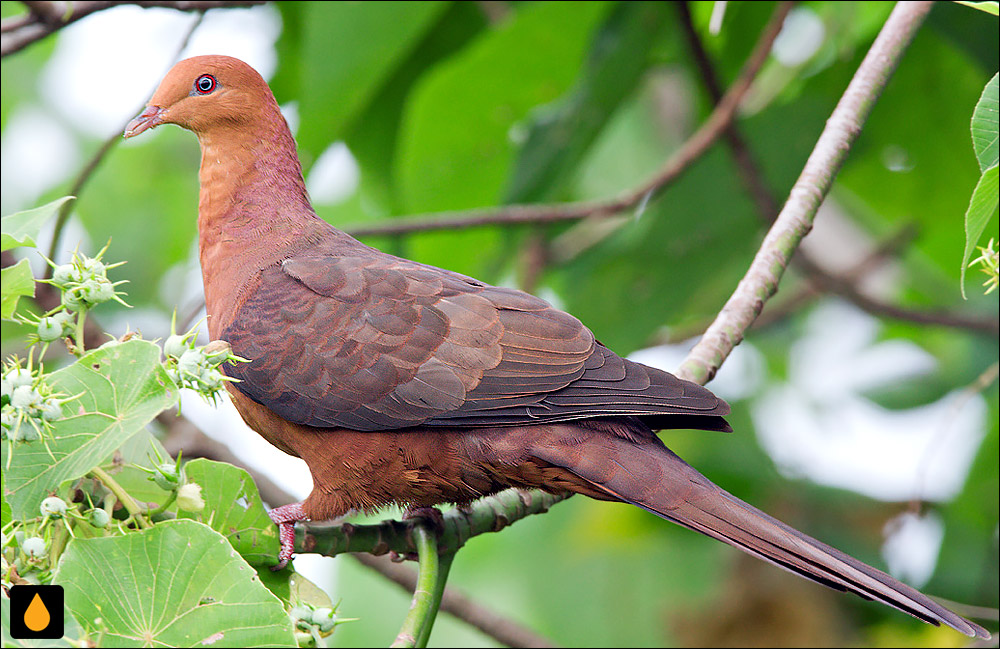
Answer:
[[195, 74, 217, 95]]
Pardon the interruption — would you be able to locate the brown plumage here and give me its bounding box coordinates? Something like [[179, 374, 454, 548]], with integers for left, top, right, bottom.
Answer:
[[124, 55, 989, 639]]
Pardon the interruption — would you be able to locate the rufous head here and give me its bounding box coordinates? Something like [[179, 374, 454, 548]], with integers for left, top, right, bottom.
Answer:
[[124, 55, 275, 139]]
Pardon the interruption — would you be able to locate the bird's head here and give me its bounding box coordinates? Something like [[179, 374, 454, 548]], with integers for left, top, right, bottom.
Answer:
[[124, 55, 275, 139]]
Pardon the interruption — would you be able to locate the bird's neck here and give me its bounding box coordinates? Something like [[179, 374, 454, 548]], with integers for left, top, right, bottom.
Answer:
[[194, 117, 332, 337]]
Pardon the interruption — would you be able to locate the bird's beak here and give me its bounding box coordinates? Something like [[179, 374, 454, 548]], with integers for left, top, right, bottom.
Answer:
[[123, 105, 166, 138]]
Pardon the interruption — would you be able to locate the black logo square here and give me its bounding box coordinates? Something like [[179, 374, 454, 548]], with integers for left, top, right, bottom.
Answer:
[[8, 584, 65, 639]]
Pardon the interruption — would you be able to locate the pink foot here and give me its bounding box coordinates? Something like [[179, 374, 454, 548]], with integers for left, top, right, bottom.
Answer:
[[268, 502, 309, 571]]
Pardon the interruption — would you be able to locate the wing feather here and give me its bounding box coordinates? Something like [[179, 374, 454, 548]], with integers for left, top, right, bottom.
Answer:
[[222, 251, 729, 431]]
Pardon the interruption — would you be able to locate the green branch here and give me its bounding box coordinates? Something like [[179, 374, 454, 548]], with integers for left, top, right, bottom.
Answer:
[[298, 489, 570, 558]]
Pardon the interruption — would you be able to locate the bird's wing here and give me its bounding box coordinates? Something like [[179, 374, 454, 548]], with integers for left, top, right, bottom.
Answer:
[[222, 252, 729, 431]]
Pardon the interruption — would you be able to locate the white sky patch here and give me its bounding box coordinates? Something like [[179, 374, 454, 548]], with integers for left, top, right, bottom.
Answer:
[[752, 300, 985, 502], [40, 4, 280, 138], [0, 107, 79, 214], [881, 511, 944, 587], [629, 338, 765, 403], [306, 142, 360, 205], [772, 7, 825, 67], [179, 389, 314, 502]]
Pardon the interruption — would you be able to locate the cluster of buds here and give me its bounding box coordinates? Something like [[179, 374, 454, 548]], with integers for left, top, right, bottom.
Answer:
[[970, 238, 998, 295], [163, 325, 246, 404], [1, 357, 71, 442], [290, 602, 352, 645], [48, 246, 128, 311], [19, 246, 129, 351]]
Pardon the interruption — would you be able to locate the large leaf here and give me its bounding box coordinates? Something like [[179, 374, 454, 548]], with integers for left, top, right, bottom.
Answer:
[[0, 196, 73, 251], [1, 340, 177, 520], [971, 72, 998, 172], [272, 1, 448, 169], [960, 163, 999, 296], [0, 257, 34, 320], [177, 458, 281, 568], [53, 519, 296, 647]]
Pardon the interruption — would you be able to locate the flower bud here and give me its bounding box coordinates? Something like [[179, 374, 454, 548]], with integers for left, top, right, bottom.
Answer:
[[37, 317, 63, 342], [151, 462, 182, 491], [163, 334, 190, 359], [52, 263, 80, 288], [40, 497, 68, 517], [21, 536, 47, 558], [311, 607, 337, 633], [176, 483, 205, 513], [88, 508, 111, 528], [178, 348, 206, 375]]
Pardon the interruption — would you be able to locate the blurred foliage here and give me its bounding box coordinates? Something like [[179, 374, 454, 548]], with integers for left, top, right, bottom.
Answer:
[[1, 1, 997, 647]]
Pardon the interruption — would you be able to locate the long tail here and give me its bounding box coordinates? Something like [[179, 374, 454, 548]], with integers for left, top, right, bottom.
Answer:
[[532, 427, 990, 639]]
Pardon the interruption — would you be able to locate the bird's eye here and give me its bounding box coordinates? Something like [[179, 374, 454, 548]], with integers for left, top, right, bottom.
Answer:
[[195, 74, 217, 95]]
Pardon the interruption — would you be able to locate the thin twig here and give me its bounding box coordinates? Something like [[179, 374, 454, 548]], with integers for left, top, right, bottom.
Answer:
[[342, 2, 794, 239], [1, 0, 263, 57], [677, 1, 937, 385]]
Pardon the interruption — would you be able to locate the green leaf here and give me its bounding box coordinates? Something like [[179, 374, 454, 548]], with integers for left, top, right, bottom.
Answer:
[[395, 1, 612, 212], [0, 257, 34, 320], [1, 340, 178, 520], [971, 72, 999, 172], [960, 163, 999, 297], [954, 1, 1000, 16], [177, 458, 282, 568], [338, 1, 488, 214], [53, 519, 296, 647], [256, 568, 334, 611], [0, 470, 9, 528], [0, 196, 74, 251], [273, 1, 448, 169]]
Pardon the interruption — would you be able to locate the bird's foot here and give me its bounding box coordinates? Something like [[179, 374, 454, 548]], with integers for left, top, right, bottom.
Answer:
[[268, 502, 309, 571], [402, 505, 444, 529], [390, 506, 444, 562]]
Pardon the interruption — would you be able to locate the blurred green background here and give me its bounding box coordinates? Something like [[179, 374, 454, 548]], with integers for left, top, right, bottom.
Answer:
[[1, 1, 997, 646]]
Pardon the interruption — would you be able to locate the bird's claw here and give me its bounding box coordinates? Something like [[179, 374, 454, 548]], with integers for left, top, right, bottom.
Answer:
[[268, 502, 309, 571]]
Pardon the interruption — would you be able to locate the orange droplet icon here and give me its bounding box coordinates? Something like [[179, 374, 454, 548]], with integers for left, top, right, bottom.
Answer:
[[25, 592, 51, 632]]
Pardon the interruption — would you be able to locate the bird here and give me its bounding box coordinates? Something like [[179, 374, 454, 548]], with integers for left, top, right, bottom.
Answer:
[[124, 55, 989, 640]]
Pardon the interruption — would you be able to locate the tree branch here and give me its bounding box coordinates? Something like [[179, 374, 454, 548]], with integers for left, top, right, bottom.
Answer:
[[1, 0, 263, 57], [677, 1, 937, 385]]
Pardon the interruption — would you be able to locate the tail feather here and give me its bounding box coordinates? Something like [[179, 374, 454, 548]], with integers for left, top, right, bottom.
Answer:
[[534, 431, 990, 639]]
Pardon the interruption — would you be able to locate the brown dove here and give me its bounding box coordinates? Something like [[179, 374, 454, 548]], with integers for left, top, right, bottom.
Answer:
[[124, 55, 989, 639]]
